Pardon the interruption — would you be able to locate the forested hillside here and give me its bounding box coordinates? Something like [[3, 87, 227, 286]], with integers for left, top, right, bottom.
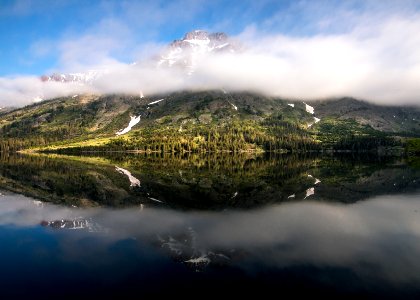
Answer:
[[0, 91, 418, 153]]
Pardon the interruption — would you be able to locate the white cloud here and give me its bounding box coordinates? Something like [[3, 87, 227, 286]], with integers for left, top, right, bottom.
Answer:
[[1, 11, 420, 107], [89, 15, 420, 106], [0, 76, 90, 107], [196, 17, 420, 105]]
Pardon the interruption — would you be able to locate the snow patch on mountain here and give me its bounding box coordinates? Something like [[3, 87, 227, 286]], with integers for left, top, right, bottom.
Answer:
[[184, 38, 210, 46], [229, 102, 238, 111], [303, 102, 314, 114], [308, 117, 321, 128], [148, 99, 165, 105], [116, 115, 141, 135], [215, 43, 229, 49]]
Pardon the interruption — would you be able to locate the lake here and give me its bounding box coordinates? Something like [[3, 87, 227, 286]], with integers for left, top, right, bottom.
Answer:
[[0, 152, 419, 298]]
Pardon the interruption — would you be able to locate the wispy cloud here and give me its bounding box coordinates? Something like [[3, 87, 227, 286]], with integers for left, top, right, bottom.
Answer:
[[0, 76, 91, 107]]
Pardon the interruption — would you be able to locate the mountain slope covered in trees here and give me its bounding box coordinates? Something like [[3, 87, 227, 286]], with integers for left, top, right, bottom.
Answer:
[[0, 91, 419, 153]]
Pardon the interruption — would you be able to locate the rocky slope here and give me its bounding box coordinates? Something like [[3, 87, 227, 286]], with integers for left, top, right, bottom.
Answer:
[[313, 98, 420, 135]]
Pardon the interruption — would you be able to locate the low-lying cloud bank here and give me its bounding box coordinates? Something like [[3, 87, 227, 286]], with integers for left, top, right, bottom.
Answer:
[[0, 76, 92, 107], [1, 16, 420, 107]]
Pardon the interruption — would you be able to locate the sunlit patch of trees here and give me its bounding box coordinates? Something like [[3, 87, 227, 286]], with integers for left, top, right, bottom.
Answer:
[[47, 118, 322, 154]]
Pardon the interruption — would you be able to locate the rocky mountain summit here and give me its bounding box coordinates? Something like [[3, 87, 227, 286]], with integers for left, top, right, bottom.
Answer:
[[158, 30, 236, 74]]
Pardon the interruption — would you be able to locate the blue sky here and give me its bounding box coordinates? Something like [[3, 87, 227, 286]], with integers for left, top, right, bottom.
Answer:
[[1, 0, 418, 76], [1, 0, 420, 106], [1, 0, 290, 75]]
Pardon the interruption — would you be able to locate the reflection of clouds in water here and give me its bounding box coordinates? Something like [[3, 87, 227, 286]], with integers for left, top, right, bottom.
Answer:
[[1, 192, 420, 284]]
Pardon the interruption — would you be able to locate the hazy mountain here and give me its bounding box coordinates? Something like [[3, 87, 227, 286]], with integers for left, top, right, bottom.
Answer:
[[313, 98, 420, 134], [40, 69, 108, 84], [40, 30, 236, 86]]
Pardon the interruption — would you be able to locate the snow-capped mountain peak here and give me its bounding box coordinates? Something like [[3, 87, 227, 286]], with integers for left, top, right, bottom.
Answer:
[[158, 30, 236, 74], [39, 30, 235, 86], [40, 69, 109, 84]]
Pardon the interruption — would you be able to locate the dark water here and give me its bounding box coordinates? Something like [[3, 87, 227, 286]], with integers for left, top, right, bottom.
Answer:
[[0, 153, 419, 298]]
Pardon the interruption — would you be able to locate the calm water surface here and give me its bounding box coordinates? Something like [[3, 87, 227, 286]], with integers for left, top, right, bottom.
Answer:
[[0, 153, 419, 298]]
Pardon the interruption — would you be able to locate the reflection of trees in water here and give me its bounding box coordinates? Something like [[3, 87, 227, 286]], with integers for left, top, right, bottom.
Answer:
[[0, 153, 418, 209]]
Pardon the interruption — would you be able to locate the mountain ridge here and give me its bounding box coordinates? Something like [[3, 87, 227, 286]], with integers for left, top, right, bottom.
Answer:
[[0, 90, 418, 153], [313, 97, 420, 134]]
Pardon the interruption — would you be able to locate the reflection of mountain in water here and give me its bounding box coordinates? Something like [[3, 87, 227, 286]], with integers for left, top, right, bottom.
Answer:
[[0, 153, 418, 209], [1, 190, 420, 296], [41, 218, 105, 232], [34, 198, 232, 272], [158, 227, 232, 272]]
